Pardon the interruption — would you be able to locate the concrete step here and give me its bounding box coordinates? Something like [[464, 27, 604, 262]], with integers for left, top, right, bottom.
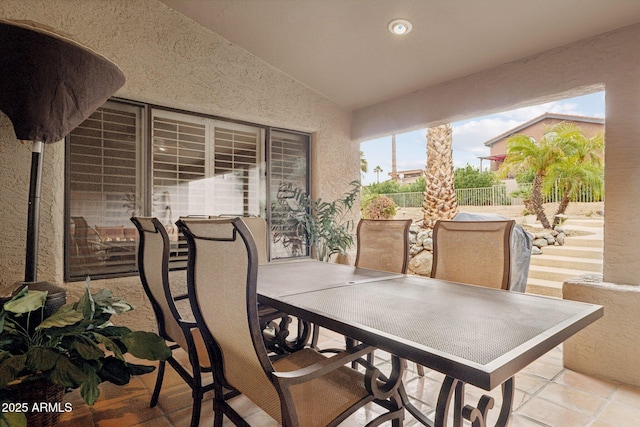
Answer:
[[525, 278, 563, 298], [538, 245, 603, 259], [559, 238, 603, 248], [524, 217, 603, 298], [562, 219, 604, 227], [527, 264, 602, 283], [530, 254, 602, 271]]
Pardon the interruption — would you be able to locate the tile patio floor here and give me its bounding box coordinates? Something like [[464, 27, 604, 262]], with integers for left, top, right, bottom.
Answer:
[[59, 328, 640, 427]]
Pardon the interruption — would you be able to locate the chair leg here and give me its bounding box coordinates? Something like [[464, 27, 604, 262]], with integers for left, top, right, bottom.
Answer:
[[310, 323, 320, 349], [190, 390, 203, 427], [150, 359, 165, 407], [416, 363, 425, 377], [213, 400, 224, 427]]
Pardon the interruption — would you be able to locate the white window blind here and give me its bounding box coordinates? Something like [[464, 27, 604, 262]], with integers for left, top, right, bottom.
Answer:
[[269, 130, 310, 259], [67, 101, 142, 279], [151, 110, 263, 266], [151, 114, 207, 225]]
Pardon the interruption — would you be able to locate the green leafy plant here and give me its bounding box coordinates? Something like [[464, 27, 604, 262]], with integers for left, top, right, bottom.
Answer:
[[361, 194, 397, 219], [272, 181, 360, 262], [0, 278, 171, 408]]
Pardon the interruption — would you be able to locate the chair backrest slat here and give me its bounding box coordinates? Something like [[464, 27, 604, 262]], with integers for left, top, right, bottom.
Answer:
[[355, 219, 412, 274], [131, 217, 188, 349], [431, 220, 515, 290]]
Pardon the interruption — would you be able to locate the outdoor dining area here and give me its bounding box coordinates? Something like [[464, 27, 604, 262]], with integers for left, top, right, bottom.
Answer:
[[2, 1, 640, 426], [52, 215, 606, 427]]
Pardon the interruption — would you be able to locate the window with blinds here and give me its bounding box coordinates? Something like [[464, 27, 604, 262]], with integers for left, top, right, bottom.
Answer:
[[65, 100, 310, 279], [66, 101, 142, 280], [269, 130, 310, 259]]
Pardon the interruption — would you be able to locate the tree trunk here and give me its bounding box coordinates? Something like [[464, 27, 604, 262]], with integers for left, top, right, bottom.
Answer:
[[553, 192, 571, 227], [391, 134, 397, 181], [423, 124, 458, 229], [531, 173, 551, 229]]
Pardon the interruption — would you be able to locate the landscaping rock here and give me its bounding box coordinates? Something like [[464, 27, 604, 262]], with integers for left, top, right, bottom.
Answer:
[[408, 250, 433, 276], [409, 244, 424, 256], [533, 238, 549, 247]]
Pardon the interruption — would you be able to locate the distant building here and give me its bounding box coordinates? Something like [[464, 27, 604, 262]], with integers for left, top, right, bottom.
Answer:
[[480, 113, 604, 171], [389, 169, 423, 184]]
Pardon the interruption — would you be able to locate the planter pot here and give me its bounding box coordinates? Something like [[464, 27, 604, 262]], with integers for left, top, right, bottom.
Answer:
[[1, 377, 66, 426], [524, 214, 537, 224]]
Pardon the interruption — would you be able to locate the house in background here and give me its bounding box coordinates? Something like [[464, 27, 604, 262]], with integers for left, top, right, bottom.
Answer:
[[390, 169, 424, 184], [481, 113, 605, 171]]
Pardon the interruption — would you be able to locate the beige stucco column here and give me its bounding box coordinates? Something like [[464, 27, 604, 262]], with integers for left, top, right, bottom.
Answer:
[[563, 77, 640, 387]]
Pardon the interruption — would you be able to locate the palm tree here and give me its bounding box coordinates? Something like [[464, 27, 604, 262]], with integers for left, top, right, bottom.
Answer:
[[423, 124, 458, 228], [546, 126, 604, 226], [360, 150, 368, 175], [501, 122, 599, 229], [373, 165, 383, 183]]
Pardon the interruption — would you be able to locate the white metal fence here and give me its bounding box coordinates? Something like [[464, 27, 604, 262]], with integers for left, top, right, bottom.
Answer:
[[381, 183, 602, 208]]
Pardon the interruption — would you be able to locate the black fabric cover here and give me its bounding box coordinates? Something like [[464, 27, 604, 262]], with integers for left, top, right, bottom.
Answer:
[[0, 19, 125, 143]]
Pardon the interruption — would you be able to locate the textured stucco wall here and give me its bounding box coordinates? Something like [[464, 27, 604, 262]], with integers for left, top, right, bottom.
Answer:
[[353, 24, 640, 287], [0, 1, 357, 325], [564, 276, 640, 387]]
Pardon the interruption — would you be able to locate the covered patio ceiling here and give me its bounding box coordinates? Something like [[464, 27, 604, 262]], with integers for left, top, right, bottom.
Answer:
[[160, 0, 640, 111]]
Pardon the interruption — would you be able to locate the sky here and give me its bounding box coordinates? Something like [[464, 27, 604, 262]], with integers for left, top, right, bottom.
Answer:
[[360, 91, 606, 185]]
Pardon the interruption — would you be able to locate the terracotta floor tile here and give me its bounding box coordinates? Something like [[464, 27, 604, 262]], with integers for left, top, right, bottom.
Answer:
[[130, 415, 173, 427], [611, 383, 640, 407], [93, 393, 164, 427], [516, 372, 554, 395], [402, 375, 442, 407], [589, 420, 620, 427], [594, 400, 640, 427], [536, 382, 607, 416], [91, 377, 149, 410], [520, 359, 564, 381], [508, 414, 550, 426], [552, 369, 617, 398], [515, 395, 592, 426], [58, 401, 95, 426]]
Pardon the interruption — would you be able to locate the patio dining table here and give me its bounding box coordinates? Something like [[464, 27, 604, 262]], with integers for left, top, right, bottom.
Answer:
[[257, 259, 603, 427]]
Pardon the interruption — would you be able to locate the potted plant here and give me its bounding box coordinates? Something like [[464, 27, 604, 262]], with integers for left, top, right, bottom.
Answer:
[[271, 181, 360, 262], [0, 278, 171, 426]]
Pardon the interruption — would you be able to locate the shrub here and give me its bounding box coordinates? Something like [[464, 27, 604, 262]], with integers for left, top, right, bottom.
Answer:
[[361, 194, 397, 219]]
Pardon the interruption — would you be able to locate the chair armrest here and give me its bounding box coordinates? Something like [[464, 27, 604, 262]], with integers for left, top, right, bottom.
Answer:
[[271, 342, 374, 385], [273, 343, 404, 401]]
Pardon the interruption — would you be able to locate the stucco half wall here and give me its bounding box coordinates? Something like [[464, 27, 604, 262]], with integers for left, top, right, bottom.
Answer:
[[563, 275, 640, 387]]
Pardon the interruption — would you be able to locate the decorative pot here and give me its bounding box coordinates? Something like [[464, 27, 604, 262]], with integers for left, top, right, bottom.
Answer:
[[1, 377, 66, 426]]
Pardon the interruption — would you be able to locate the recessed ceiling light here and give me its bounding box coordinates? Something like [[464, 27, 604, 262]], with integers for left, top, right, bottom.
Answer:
[[388, 18, 412, 35]]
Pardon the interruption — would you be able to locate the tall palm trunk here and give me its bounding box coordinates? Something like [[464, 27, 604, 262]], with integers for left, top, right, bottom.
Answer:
[[391, 134, 397, 181], [423, 124, 458, 228]]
